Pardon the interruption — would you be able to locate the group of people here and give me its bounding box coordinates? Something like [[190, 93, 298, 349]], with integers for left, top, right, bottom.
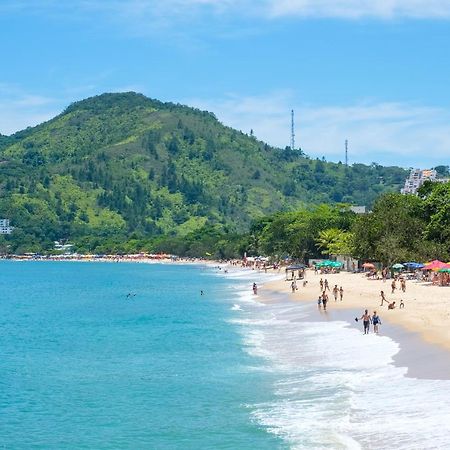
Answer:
[[390, 277, 407, 294], [380, 289, 405, 309], [357, 309, 382, 334], [317, 278, 344, 310]]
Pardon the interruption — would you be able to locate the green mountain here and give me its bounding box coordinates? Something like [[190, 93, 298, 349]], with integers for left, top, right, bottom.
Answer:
[[0, 92, 407, 253]]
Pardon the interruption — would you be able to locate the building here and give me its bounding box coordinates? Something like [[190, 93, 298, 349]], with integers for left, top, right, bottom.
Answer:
[[54, 240, 74, 253], [350, 206, 366, 214], [0, 219, 14, 234], [401, 168, 437, 195]]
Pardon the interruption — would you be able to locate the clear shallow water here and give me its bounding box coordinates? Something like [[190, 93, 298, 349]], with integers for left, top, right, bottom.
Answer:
[[0, 261, 284, 449], [1, 262, 450, 449]]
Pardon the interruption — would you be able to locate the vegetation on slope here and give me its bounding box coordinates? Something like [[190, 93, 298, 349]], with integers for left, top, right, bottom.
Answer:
[[0, 92, 408, 253]]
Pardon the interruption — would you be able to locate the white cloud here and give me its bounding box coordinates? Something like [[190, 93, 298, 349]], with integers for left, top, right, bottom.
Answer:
[[3, 0, 450, 23], [264, 0, 450, 19], [187, 92, 450, 167]]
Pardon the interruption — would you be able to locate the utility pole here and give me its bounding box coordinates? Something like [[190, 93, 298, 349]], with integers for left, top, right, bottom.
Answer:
[[290, 110, 295, 151]]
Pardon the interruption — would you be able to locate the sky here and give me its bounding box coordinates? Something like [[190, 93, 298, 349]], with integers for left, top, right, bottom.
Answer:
[[1, 0, 450, 167]]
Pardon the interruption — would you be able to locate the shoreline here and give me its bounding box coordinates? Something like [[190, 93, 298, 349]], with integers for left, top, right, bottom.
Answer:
[[261, 270, 450, 351], [4, 258, 449, 379], [257, 270, 450, 381]]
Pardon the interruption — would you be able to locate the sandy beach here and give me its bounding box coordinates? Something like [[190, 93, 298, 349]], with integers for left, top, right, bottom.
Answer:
[[262, 270, 450, 353]]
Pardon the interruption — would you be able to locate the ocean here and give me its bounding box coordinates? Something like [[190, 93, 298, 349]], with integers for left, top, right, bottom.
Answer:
[[1, 261, 449, 449]]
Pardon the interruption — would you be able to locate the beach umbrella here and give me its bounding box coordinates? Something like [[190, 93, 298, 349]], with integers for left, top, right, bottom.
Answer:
[[403, 262, 424, 269], [392, 263, 404, 270], [423, 260, 448, 271], [330, 261, 343, 268], [438, 268, 450, 273]]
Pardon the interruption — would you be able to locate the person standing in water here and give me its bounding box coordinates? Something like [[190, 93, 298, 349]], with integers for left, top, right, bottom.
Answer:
[[359, 309, 371, 334], [252, 283, 258, 295], [372, 311, 381, 334]]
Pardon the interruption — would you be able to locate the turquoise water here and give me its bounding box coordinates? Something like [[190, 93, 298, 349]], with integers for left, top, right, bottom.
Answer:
[[3, 262, 450, 449], [0, 261, 285, 449]]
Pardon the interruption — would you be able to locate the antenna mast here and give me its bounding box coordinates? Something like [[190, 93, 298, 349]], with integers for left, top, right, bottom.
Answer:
[[290, 109, 295, 150], [345, 139, 348, 166]]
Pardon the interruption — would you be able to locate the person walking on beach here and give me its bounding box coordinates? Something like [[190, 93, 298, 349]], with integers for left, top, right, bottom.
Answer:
[[318, 295, 322, 308], [322, 291, 328, 310], [339, 286, 344, 301], [372, 311, 381, 334], [333, 285, 339, 301], [359, 309, 371, 334], [319, 278, 324, 291], [291, 281, 297, 293], [391, 279, 396, 294], [253, 283, 258, 295], [380, 290, 387, 306], [324, 279, 330, 291], [401, 278, 406, 293]]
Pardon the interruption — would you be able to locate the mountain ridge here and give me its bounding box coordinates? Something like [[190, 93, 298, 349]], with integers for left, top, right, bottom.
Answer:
[[0, 92, 408, 253]]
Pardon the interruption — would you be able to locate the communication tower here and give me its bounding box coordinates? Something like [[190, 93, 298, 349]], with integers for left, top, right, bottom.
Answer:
[[345, 139, 348, 166], [290, 110, 295, 150]]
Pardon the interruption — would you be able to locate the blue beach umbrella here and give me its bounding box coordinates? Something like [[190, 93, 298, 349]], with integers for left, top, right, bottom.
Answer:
[[403, 262, 424, 269]]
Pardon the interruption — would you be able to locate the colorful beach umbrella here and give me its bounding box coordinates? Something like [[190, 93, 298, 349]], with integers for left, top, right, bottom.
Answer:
[[422, 260, 449, 271]]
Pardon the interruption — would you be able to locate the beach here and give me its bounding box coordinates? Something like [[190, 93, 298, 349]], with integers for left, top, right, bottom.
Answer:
[[261, 269, 450, 354]]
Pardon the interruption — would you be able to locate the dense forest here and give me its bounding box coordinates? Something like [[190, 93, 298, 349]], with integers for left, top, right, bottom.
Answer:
[[0, 92, 412, 254], [149, 181, 450, 263]]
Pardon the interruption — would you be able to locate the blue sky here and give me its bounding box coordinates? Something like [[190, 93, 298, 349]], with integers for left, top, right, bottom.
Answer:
[[1, 0, 450, 167]]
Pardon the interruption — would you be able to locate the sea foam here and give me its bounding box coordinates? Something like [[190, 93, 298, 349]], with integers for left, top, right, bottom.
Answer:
[[223, 269, 450, 449]]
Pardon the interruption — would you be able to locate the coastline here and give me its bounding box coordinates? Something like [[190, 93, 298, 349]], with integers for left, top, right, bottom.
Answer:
[[257, 269, 450, 380]]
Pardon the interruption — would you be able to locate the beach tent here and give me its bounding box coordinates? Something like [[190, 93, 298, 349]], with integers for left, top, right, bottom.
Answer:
[[285, 264, 306, 280], [286, 264, 306, 270]]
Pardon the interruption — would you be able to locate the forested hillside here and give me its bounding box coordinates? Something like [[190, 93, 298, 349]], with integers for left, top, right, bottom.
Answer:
[[0, 92, 407, 253]]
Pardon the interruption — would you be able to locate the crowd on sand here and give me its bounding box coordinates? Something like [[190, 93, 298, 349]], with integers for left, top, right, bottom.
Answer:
[[245, 260, 450, 340]]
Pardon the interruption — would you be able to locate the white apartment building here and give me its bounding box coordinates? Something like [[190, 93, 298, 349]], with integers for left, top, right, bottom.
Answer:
[[401, 168, 437, 195], [0, 219, 14, 234]]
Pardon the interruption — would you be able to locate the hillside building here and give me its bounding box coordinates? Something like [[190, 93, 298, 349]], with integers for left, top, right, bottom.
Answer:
[[0, 219, 14, 234], [401, 168, 437, 194]]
